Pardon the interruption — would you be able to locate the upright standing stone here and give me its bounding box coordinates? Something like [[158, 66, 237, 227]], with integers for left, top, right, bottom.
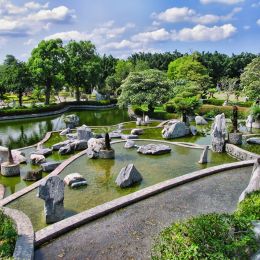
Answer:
[[211, 113, 226, 153], [198, 145, 209, 164], [77, 125, 93, 141], [38, 176, 64, 224]]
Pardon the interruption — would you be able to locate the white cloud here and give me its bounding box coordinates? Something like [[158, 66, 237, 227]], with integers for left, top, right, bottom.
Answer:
[[153, 6, 241, 25], [131, 28, 170, 42], [102, 39, 142, 50], [257, 19, 260, 26], [24, 2, 49, 10], [172, 24, 237, 41], [45, 31, 92, 41], [200, 0, 244, 4]]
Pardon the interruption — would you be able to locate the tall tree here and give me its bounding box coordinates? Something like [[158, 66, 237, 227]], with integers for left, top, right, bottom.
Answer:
[[118, 69, 173, 113], [28, 39, 66, 105], [65, 40, 100, 101], [2, 55, 32, 106], [240, 57, 260, 100]]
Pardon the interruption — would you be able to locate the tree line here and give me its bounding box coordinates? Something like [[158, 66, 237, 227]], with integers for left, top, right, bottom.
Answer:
[[0, 38, 259, 107]]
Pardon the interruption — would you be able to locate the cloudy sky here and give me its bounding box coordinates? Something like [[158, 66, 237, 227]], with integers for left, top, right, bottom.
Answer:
[[0, 0, 259, 61]]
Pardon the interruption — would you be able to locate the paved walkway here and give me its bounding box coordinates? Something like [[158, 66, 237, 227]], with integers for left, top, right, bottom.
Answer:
[[35, 167, 252, 260]]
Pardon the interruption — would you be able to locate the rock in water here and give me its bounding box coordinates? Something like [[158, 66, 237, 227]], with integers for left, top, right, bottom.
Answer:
[[124, 140, 136, 149], [121, 134, 139, 140], [144, 115, 150, 124], [211, 113, 226, 153], [33, 148, 53, 156], [64, 173, 87, 187], [115, 164, 143, 188], [247, 138, 260, 145], [0, 147, 26, 164], [198, 146, 209, 164], [64, 114, 79, 129], [190, 126, 197, 136], [131, 129, 144, 135], [239, 158, 260, 202], [23, 169, 42, 181], [195, 116, 208, 125], [137, 144, 171, 155], [70, 140, 88, 151], [41, 161, 61, 172], [162, 120, 190, 139], [38, 176, 64, 224], [77, 125, 93, 141], [88, 138, 105, 152]]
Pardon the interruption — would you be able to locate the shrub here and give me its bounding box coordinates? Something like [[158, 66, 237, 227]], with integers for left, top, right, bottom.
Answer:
[[203, 99, 254, 108], [164, 103, 176, 113], [251, 105, 260, 120], [152, 213, 258, 259], [0, 210, 17, 258]]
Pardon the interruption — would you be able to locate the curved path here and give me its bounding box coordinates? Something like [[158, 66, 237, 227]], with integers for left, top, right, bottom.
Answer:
[[35, 166, 252, 260]]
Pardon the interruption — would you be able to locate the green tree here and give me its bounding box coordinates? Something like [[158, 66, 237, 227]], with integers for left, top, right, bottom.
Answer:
[[241, 57, 260, 100], [168, 55, 212, 97], [118, 69, 172, 113], [115, 60, 134, 83], [220, 77, 239, 102], [134, 60, 150, 71], [28, 39, 67, 105], [2, 55, 32, 106]]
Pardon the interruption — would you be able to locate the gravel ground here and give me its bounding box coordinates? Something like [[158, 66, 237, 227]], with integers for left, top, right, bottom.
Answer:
[[35, 166, 252, 260]]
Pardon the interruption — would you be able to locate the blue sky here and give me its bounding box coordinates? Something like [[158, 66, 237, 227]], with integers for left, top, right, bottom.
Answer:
[[0, 0, 259, 61]]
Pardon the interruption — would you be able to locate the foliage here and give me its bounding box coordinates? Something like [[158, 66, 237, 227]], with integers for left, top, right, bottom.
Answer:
[[241, 57, 260, 100], [118, 69, 173, 112], [250, 105, 260, 120], [203, 98, 253, 107], [152, 213, 258, 259], [0, 210, 17, 258], [28, 39, 67, 105], [219, 77, 239, 102]]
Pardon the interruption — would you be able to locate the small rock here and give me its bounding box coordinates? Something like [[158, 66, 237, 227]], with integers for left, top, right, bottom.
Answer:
[[64, 173, 87, 187], [121, 134, 139, 140], [23, 169, 43, 181], [198, 146, 209, 164], [33, 148, 53, 156], [124, 140, 136, 149], [41, 161, 61, 172], [66, 133, 78, 140], [195, 116, 208, 125], [108, 132, 122, 139], [190, 126, 197, 136], [30, 154, 46, 165], [70, 140, 88, 151], [52, 140, 71, 151], [59, 144, 72, 155], [60, 128, 71, 136], [86, 148, 99, 159], [144, 115, 150, 124], [131, 129, 144, 135], [137, 144, 171, 155], [115, 164, 143, 188], [247, 138, 260, 145]]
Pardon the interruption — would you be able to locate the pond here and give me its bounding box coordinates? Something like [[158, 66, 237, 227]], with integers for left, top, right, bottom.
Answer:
[[0, 108, 130, 148], [7, 140, 236, 231]]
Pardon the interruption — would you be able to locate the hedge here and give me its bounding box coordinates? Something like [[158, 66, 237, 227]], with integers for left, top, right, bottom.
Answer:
[[203, 98, 254, 108], [152, 191, 260, 259], [0, 99, 117, 117]]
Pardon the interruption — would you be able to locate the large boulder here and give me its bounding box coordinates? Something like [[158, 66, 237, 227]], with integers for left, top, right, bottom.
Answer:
[[0, 147, 26, 164], [30, 154, 46, 165], [77, 125, 93, 141], [41, 161, 61, 172], [70, 140, 88, 151], [64, 114, 79, 129], [195, 116, 208, 125], [33, 148, 53, 156], [124, 140, 136, 149], [162, 120, 190, 139], [87, 138, 105, 152], [247, 138, 260, 145], [64, 173, 87, 188], [131, 129, 144, 135], [115, 164, 143, 188], [211, 113, 227, 153], [137, 144, 171, 155]]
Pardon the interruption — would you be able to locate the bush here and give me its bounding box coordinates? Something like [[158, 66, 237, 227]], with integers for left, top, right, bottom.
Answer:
[[0, 210, 17, 258], [203, 99, 254, 108], [164, 103, 176, 113], [251, 105, 260, 121], [152, 213, 258, 259]]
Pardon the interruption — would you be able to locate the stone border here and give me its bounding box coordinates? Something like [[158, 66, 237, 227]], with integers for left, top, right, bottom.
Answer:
[[225, 143, 260, 160], [2, 207, 34, 260], [0, 139, 204, 206], [35, 160, 255, 247], [0, 184, 5, 200], [0, 104, 117, 121]]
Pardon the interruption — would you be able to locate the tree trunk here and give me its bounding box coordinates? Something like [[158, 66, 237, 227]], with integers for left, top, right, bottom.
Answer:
[[148, 104, 154, 114], [75, 86, 80, 102], [18, 91, 23, 107], [45, 80, 51, 105], [182, 112, 187, 124]]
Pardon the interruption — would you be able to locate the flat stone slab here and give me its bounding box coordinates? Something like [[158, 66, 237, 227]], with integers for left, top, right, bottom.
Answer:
[[121, 134, 139, 140], [64, 173, 87, 187], [137, 144, 171, 155], [41, 161, 61, 172], [33, 148, 53, 156], [52, 140, 71, 151]]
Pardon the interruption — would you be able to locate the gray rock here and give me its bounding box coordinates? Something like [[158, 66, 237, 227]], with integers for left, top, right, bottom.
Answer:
[[38, 176, 64, 224], [190, 126, 197, 136], [58, 144, 72, 155], [52, 140, 71, 151], [136, 118, 142, 126], [41, 161, 61, 172], [144, 115, 150, 124], [198, 146, 209, 164], [0, 147, 26, 164], [115, 164, 143, 188], [66, 133, 78, 140], [239, 158, 260, 202], [71, 181, 88, 188], [70, 140, 88, 151], [108, 132, 122, 139], [247, 138, 260, 145], [124, 140, 136, 149], [137, 144, 171, 155], [131, 128, 144, 135], [60, 128, 71, 136], [33, 148, 53, 156], [23, 169, 42, 181], [121, 134, 139, 140], [162, 120, 190, 139], [211, 113, 227, 153], [30, 154, 46, 165], [195, 116, 208, 125], [64, 114, 79, 129], [77, 125, 93, 141], [99, 149, 115, 159], [88, 138, 105, 152], [64, 173, 87, 187], [86, 148, 99, 159]]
